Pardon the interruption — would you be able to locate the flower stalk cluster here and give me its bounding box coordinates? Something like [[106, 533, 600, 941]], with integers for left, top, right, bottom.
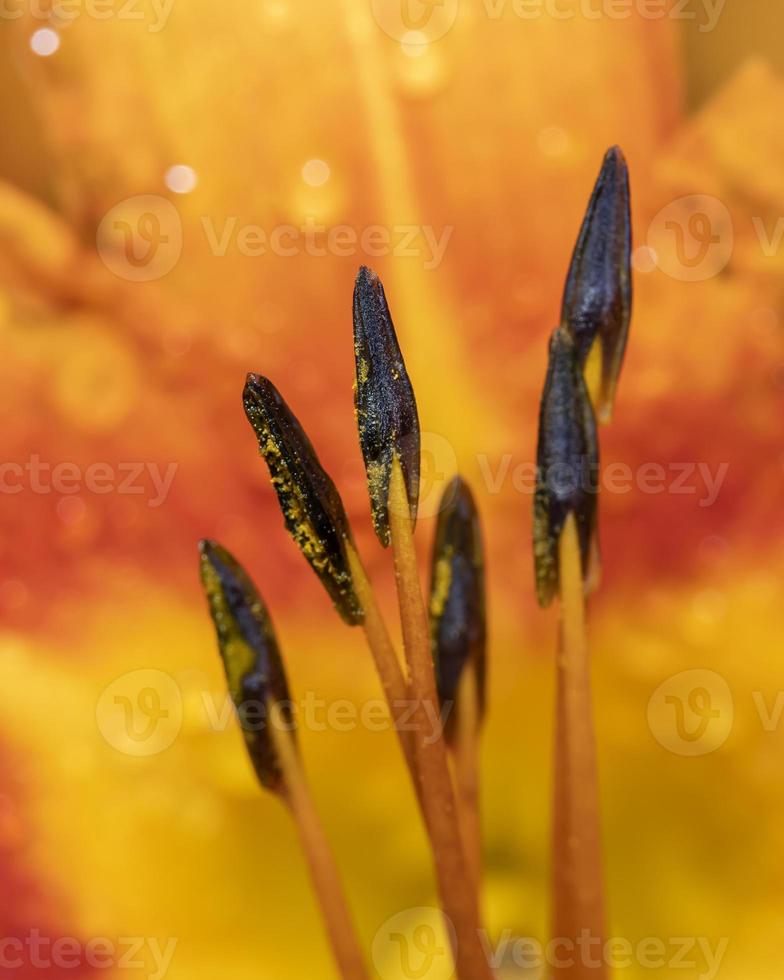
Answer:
[[197, 146, 632, 980], [534, 145, 632, 978]]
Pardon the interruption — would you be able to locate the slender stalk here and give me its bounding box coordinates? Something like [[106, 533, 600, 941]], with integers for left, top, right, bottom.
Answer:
[[552, 513, 606, 979], [387, 457, 493, 980], [268, 702, 370, 980], [453, 659, 483, 895], [346, 543, 419, 784]]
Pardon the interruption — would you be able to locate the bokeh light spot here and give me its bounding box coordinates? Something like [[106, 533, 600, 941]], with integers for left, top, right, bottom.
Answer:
[[165, 164, 198, 195], [30, 28, 60, 57], [632, 245, 658, 273], [301, 159, 331, 187], [396, 43, 448, 96], [261, 0, 290, 24]]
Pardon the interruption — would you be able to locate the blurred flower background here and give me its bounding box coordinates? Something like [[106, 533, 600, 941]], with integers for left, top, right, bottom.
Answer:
[[1, 0, 784, 977]]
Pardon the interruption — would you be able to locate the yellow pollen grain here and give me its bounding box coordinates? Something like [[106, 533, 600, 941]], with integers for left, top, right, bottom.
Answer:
[[429, 554, 453, 620], [200, 561, 256, 700]]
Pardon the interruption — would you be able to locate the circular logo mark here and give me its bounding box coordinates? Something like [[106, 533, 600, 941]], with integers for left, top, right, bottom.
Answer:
[[96, 669, 183, 757], [371, 0, 459, 43], [385, 431, 458, 525], [418, 431, 459, 519], [647, 195, 733, 282], [372, 907, 455, 980], [96, 195, 183, 282], [647, 669, 733, 757]]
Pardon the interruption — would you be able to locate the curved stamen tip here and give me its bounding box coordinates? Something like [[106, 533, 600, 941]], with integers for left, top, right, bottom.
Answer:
[[198, 539, 294, 792], [561, 145, 632, 423], [353, 266, 420, 546], [242, 373, 364, 626], [429, 475, 487, 744]]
